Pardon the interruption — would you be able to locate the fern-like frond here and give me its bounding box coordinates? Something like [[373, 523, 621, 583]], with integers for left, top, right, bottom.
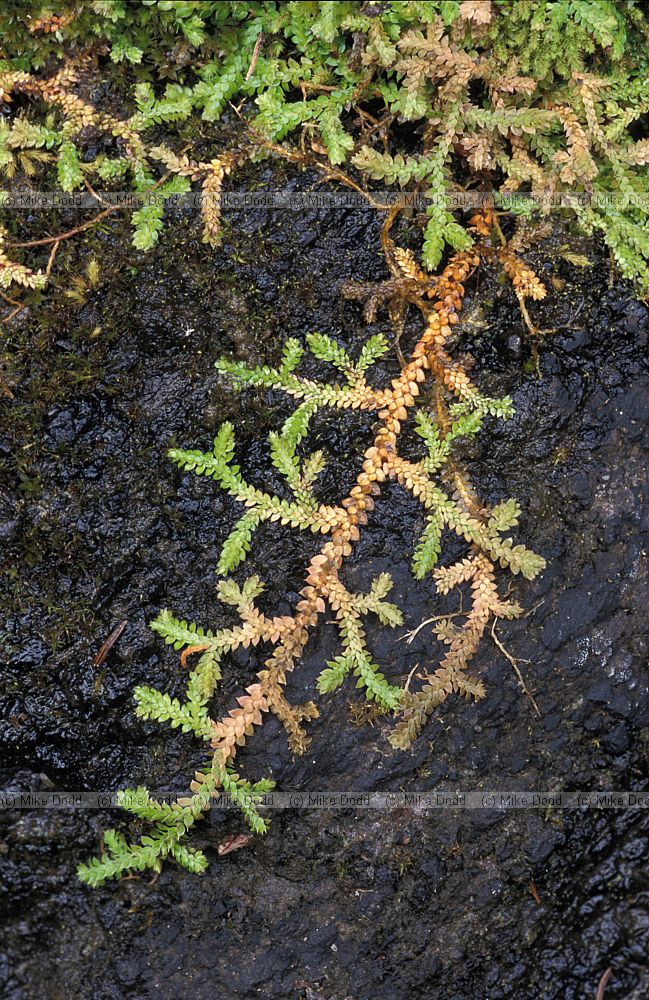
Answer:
[[412, 511, 443, 578], [134, 686, 214, 740]]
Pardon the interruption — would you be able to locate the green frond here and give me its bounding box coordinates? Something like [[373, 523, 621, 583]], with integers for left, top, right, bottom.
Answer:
[[217, 509, 265, 575], [569, 0, 622, 53], [354, 655, 403, 710], [317, 654, 350, 694], [116, 787, 188, 826], [133, 686, 214, 740], [148, 610, 222, 707], [250, 776, 276, 795], [422, 217, 446, 272], [217, 575, 265, 610], [279, 338, 304, 376], [57, 141, 83, 192], [131, 175, 191, 250], [171, 420, 333, 560], [318, 651, 402, 709], [356, 334, 390, 372], [488, 499, 522, 535], [306, 332, 352, 371], [368, 600, 403, 629], [131, 82, 194, 129], [149, 609, 212, 651], [77, 807, 200, 886], [356, 573, 404, 626], [366, 572, 394, 602], [78, 834, 167, 886], [186, 648, 223, 705], [96, 156, 129, 181], [320, 587, 405, 709], [221, 768, 271, 834], [416, 408, 484, 474], [213, 421, 237, 462], [194, 52, 247, 121], [445, 409, 484, 443], [269, 429, 302, 487], [78, 762, 229, 885], [301, 450, 326, 489], [215, 354, 340, 407], [281, 399, 320, 445], [469, 394, 515, 419], [412, 512, 443, 578], [169, 444, 231, 480], [415, 410, 444, 466], [169, 842, 208, 874], [215, 356, 302, 392], [317, 103, 354, 165], [488, 538, 547, 580]]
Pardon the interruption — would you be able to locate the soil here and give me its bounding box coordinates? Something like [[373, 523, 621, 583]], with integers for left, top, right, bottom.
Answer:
[[1, 161, 648, 1000]]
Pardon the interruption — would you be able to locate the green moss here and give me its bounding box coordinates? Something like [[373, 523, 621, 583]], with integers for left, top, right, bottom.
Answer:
[[0, 2, 648, 295]]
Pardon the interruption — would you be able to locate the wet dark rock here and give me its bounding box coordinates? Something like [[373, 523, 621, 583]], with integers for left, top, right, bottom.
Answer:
[[525, 829, 565, 864], [608, 690, 633, 719], [602, 722, 630, 755], [541, 587, 611, 651], [586, 681, 615, 703], [0, 512, 18, 540], [467, 809, 505, 831], [1, 180, 649, 999], [558, 328, 591, 351], [621, 300, 648, 336]]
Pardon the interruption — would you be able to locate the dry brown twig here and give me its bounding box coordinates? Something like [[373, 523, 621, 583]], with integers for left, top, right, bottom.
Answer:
[[595, 968, 613, 1000], [491, 620, 540, 716], [8, 171, 173, 250], [245, 32, 264, 81]]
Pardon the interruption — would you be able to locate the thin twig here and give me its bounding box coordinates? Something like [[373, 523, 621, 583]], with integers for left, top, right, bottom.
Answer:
[[84, 176, 110, 208], [230, 106, 392, 212], [492, 214, 508, 247], [8, 172, 172, 249], [299, 81, 338, 100], [245, 32, 264, 81], [515, 290, 556, 342], [394, 333, 407, 370], [0, 289, 23, 307], [595, 967, 612, 1000], [93, 619, 128, 668], [403, 662, 420, 693], [1, 302, 26, 326], [9, 203, 118, 249], [399, 610, 464, 645], [491, 620, 540, 716], [45, 239, 60, 277], [318, 163, 391, 211]]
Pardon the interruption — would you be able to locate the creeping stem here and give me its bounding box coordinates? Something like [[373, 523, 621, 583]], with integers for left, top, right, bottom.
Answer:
[[206, 216, 488, 763]]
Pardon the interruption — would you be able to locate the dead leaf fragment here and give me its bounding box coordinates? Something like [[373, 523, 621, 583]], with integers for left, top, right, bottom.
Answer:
[[217, 832, 254, 856], [460, 0, 493, 25]]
